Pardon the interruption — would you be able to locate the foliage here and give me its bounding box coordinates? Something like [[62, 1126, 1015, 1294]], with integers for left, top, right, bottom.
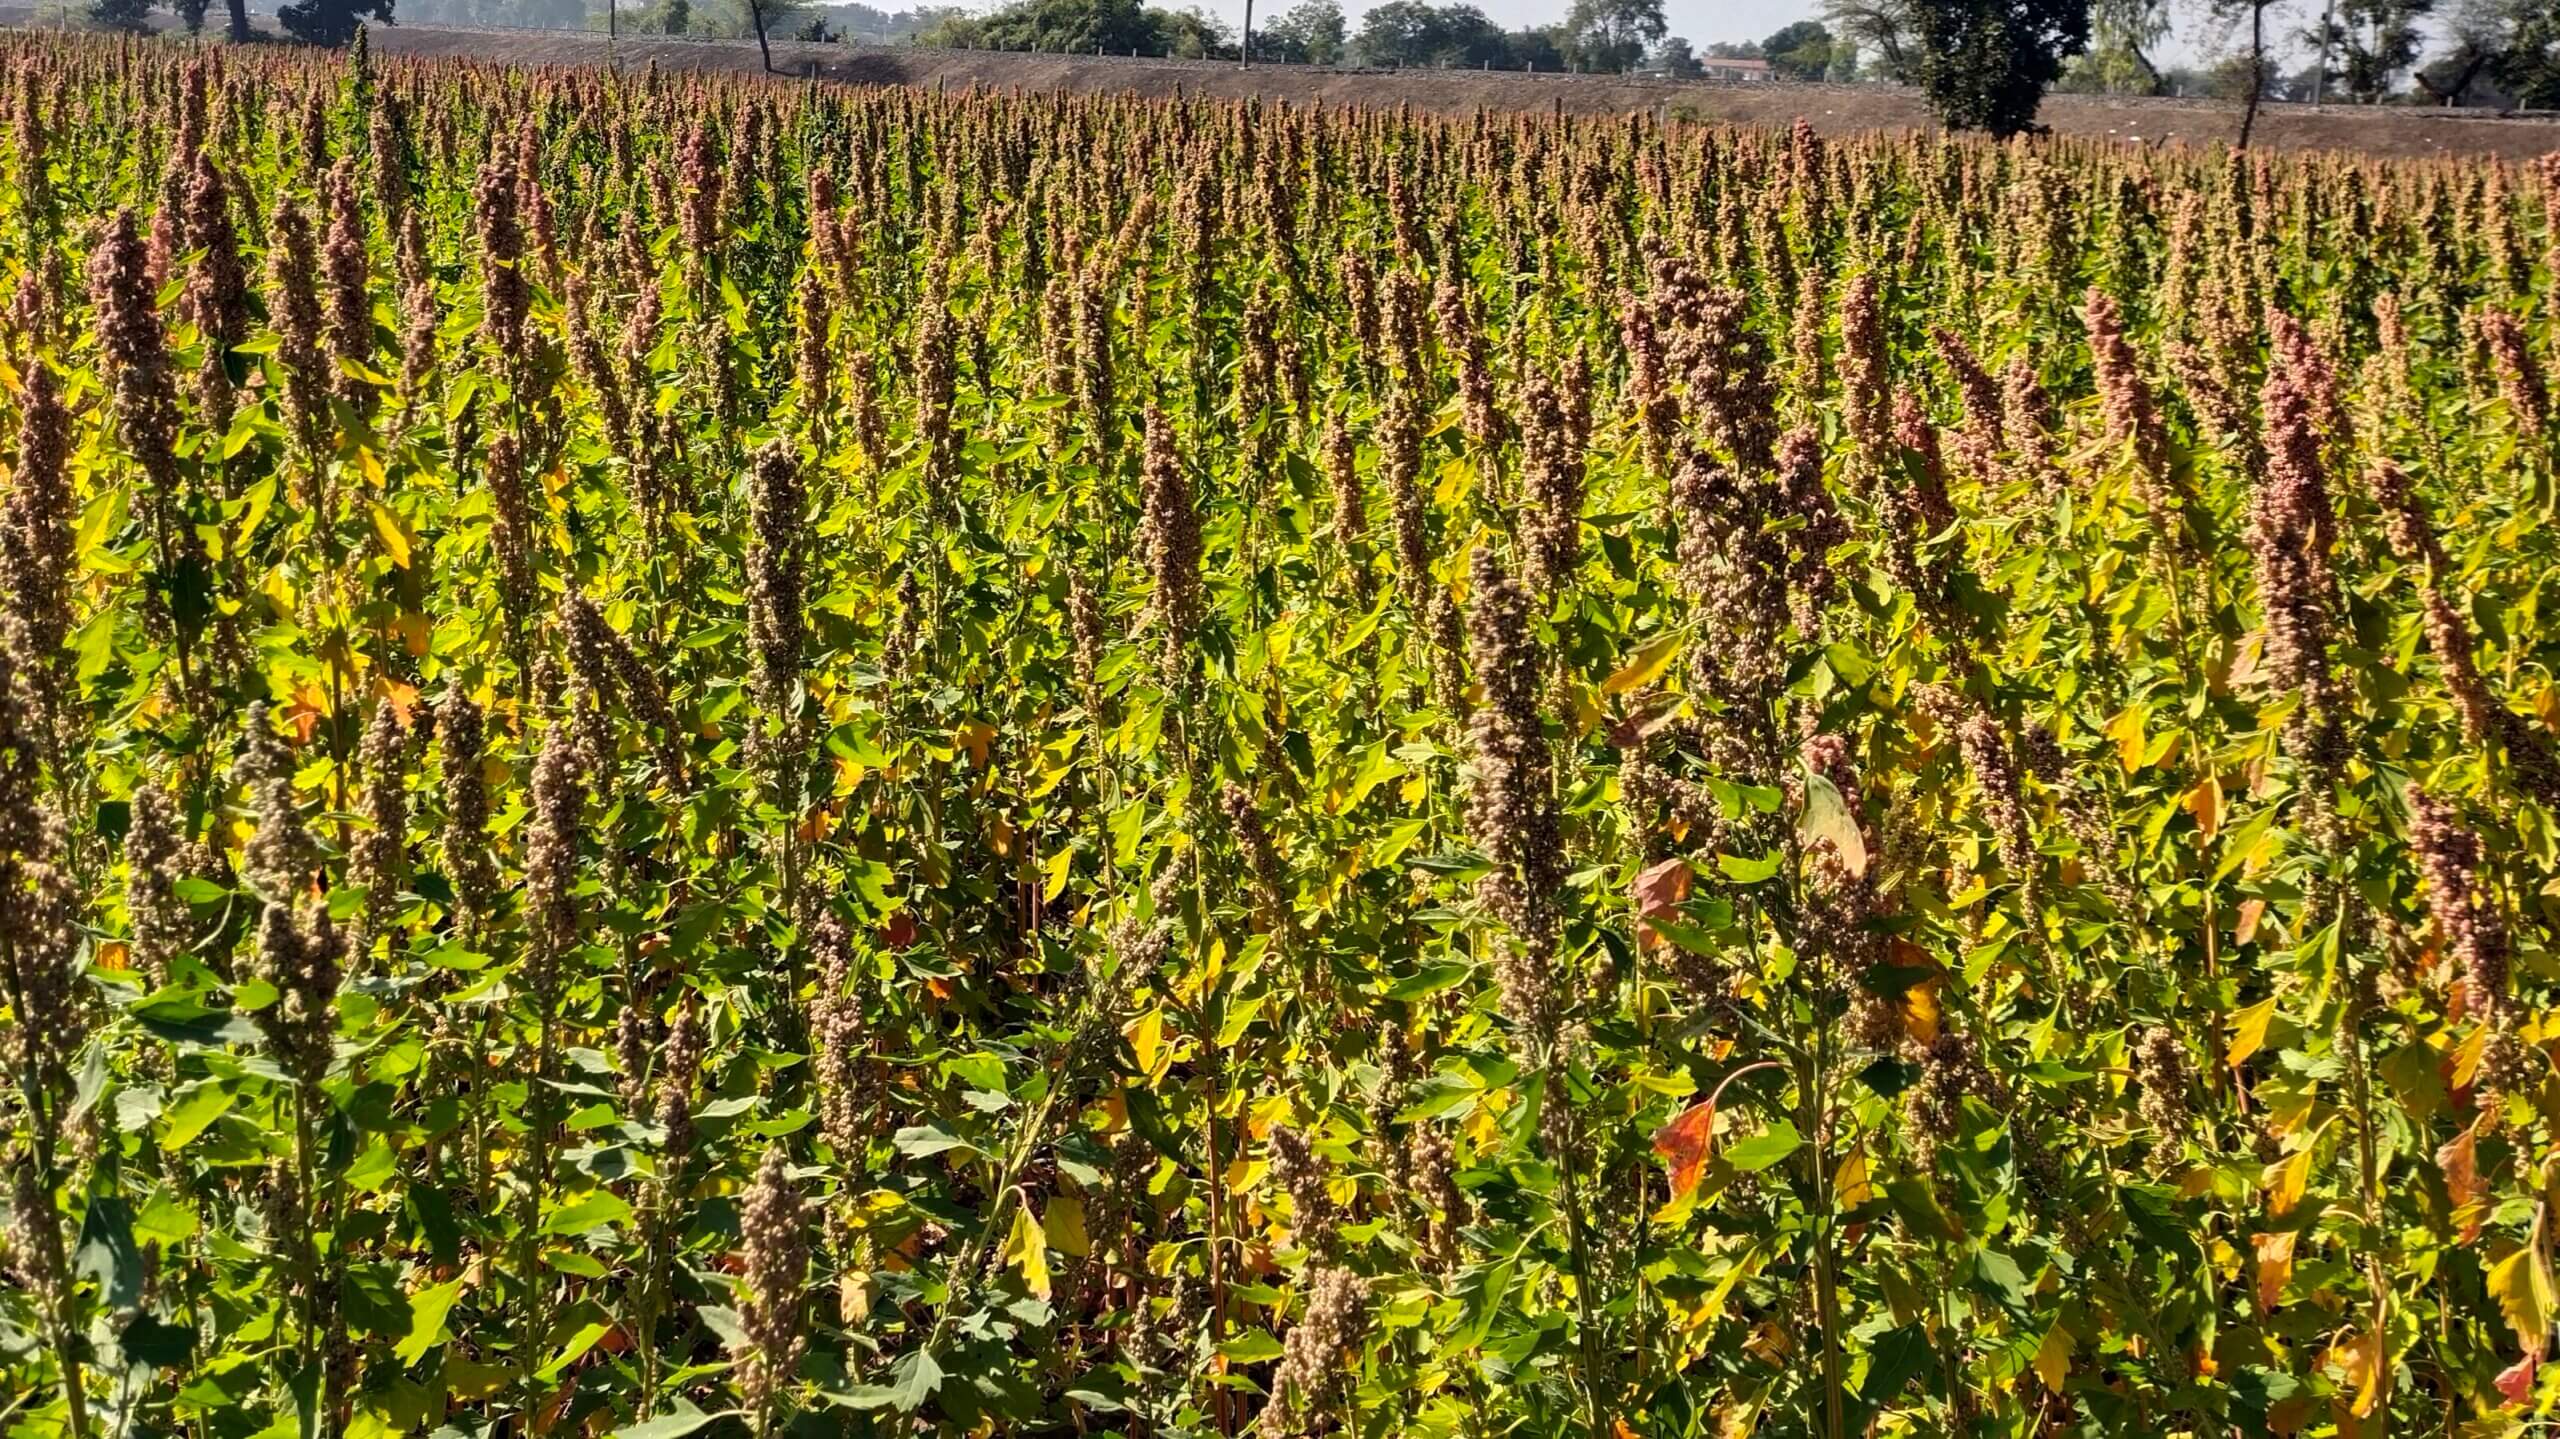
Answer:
[[1761, 18, 1837, 77], [914, 0, 1230, 55], [1346, 0, 1567, 67], [2496, 0, 2560, 102], [1910, 0, 2092, 132], [2304, 0, 2435, 98], [1254, 0, 1345, 62], [86, 0, 155, 30], [1555, 0, 1664, 71], [275, 0, 394, 45], [1823, 0, 1917, 78], [6, 28, 2560, 1439]]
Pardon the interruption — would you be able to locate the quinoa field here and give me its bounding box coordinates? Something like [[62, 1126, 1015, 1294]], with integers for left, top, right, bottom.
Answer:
[[3, 29, 2560, 1439]]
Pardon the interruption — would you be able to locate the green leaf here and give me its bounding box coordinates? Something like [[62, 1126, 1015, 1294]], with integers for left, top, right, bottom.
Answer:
[[394, 1278, 465, 1366], [537, 1190, 633, 1236], [1723, 1120, 1802, 1172], [159, 1080, 236, 1150], [1971, 1248, 2031, 1312], [1217, 1329, 1286, 1364], [76, 1196, 142, 1311], [841, 1349, 945, 1412], [1859, 1322, 1934, 1402], [609, 1405, 735, 1439], [1385, 962, 1470, 1001], [1716, 851, 1782, 884]]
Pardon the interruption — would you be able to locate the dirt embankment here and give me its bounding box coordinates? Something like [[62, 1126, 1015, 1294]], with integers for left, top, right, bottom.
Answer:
[[14, 8, 2560, 159]]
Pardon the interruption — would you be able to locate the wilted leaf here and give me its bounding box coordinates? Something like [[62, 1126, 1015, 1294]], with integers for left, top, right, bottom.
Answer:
[[1651, 1099, 1717, 1202], [1632, 857, 1692, 945]]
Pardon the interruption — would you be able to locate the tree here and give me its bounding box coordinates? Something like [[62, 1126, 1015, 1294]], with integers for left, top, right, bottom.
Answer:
[[2302, 0, 2431, 98], [1651, 33, 1702, 72], [226, 0, 251, 40], [89, 0, 154, 29], [1258, 0, 1345, 61], [745, 0, 776, 68], [2062, 0, 2165, 90], [277, 0, 393, 44], [1352, 0, 1509, 66], [2495, 0, 2560, 102], [1762, 18, 1836, 76], [171, 0, 212, 29], [1908, 0, 2091, 133], [1823, 0, 1916, 78], [1558, 0, 1666, 71], [1705, 37, 1763, 55], [2413, 0, 2518, 102], [1504, 23, 1566, 67]]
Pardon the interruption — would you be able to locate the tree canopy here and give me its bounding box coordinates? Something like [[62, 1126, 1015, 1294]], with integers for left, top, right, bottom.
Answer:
[[1909, 0, 2091, 133]]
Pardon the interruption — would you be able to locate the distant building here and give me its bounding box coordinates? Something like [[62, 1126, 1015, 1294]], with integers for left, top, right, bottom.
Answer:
[[1698, 55, 1771, 82]]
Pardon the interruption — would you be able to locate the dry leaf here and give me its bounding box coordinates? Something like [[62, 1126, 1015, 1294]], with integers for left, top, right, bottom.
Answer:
[[2439, 1126, 2485, 1245], [1632, 857, 1692, 947]]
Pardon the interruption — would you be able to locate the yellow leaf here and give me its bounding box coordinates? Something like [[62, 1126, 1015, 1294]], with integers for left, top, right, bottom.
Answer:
[[2454, 1022, 2491, 1091], [1042, 1196, 1090, 1258], [1602, 631, 1686, 696], [2264, 1131, 2320, 1216], [1901, 978, 1942, 1045], [2227, 997, 2278, 1069], [2032, 1321, 2072, 1391], [1042, 847, 1073, 903], [1124, 1010, 1166, 1082], [368, 501, 413, 569], [2489, 1237, 2556, 1353], [956, 720, 996, 768], [1002, 1204, 1051, 1300], [2185, 775, 2222, 840], [2324, 1329, 2384, 1418], [1833, 1150, 1874, 1208], [2105, 703, 2148, 774]]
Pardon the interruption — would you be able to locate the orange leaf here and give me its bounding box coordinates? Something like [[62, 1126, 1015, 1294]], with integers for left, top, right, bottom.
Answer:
[[1651, 1098, 1718, 1203], [2253, 1230, 2296, 1312]]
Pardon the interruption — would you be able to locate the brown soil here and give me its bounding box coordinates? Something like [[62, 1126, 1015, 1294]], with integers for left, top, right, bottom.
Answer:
[[16, 8, 2560, 159]]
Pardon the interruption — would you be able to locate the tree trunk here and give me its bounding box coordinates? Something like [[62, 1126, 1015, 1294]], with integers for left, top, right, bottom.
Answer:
[[1240, 0, 1251, 67], [2237, 1, 2265, 148], [748, 0, 774, 71], [226, 0, 249, 41]]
